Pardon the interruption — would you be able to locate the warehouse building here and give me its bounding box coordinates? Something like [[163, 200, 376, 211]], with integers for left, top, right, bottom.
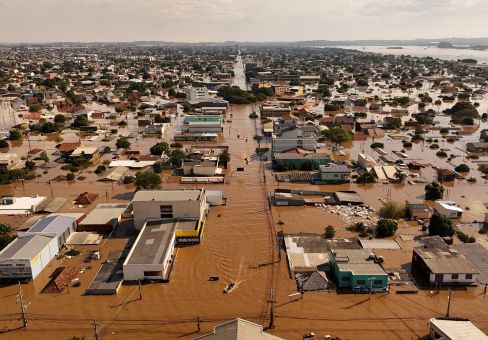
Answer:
[[78, 203, 127, 232], [0, 234, 59, 280], [19, 215, 77, 248], [123, 219, 177, 281]]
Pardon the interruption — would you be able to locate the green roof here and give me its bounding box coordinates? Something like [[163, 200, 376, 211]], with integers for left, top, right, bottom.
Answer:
[[184, 115, 223, 124]]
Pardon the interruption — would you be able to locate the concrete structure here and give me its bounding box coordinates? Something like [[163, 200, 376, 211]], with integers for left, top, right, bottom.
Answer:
[[435, 201, 463, 219], [330, 249, 388, 290], [0, 234, 59, 280], [123, 219, 176, 281], [412, 236, 478, 286], [319, 164, 351, 183], [19, 215, 76, 248], [194, 318, 283, 340], [185, 86, 210, 102], [429, 318, 488, 340], [132, 189, 207, 230], [0, 153, 22, 170]]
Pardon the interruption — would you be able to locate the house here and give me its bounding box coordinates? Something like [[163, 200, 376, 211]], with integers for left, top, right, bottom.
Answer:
[[435, 200, 463, 219], [181, 160, 219, 177], [70, 147, 100, 164], [0, 153, 22, 170], [437, 168, 457, 182], [407, 202, 432, 220], [123, 219, 177, 281], [429, 318, 488, 340], [412, 236, 478, 286], [57, 142, 81, 157], [74, 192, 98, 206], [78, 203, 127, 232], [272, 127, 317, 153], [132, 189, 208, 230], [0, 234, 59, 280], [318, 164, 351, 183], [329, 249, 388, 291], [466, 142, 488, 152], [143, 123, 168, 137], [357, 153, 376, 169], [194, 318, 283, 340]]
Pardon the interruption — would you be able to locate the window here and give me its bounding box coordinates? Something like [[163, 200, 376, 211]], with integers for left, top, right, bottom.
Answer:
[[466, 274, 473, 280], [373, 280, 383, 285], [356, 280, 366, 285], [160, 205, 173, 218], [451, 274, 459, 280]]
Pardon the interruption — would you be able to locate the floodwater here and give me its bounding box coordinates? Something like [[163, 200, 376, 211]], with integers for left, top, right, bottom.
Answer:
[[2, 63, 488, 340], [333, 45, 488, 64]]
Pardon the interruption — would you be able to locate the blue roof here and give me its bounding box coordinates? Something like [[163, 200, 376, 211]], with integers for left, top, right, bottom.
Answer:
[[27, 215, 75, 234]]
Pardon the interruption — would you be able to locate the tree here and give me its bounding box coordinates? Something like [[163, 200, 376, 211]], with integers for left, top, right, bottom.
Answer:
[[9, 129, 22, 140], [135, 171, 161, 190], [380, 200, 405, 219], [95, 165, 106, 174], [425, 181, 444, 200], [376, 219, 398, 237], [454, 164, 469, 172], [73, 115, 89, 128], [428, 213, 455, 237], [54, 114, 66, 124], [0, 224, 12, 235], [66, 172, 75, 180], [149, 142, 169, 156], [325, 225, 335, 239], [116, 137, 131, 149], [323, 127, 353, 145], [40, 122, 57, 133], [0, 139, 9, 148], [152, 161, 165, 173], [219, 149, 230, 166], [356, 172, 376, 184], [394, 171, 407, 183], [169, 149, 186, 167]]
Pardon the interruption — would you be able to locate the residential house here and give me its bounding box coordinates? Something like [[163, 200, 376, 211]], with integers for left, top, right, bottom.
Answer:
[[434, 200, 463, 219], [70, 147, 100, 164], [194, 318, 283, 340], [318, 164, 351, 183], [0, 153, 22, 171], [272, 127, 317, 153], [407, 203, 432, 220]]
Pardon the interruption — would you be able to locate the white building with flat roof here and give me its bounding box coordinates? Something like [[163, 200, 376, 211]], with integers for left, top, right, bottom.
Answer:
[[132, 189, 207, 230], [0, 196, 48, 215], [435, 200, 463, 219], [123, 219, 176, 281]]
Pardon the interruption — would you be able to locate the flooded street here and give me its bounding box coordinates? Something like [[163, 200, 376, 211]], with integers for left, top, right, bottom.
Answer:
[[1, 54, 488, 340]]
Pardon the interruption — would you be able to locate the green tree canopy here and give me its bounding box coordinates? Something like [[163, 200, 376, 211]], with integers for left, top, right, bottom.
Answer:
[[135, 171, 161, 190], [376, 219, 398, 237], [149, 142, 169, 156], [425, 181, 444, 200], [428, 213, 455, 237], [323, 127, 353, 145]]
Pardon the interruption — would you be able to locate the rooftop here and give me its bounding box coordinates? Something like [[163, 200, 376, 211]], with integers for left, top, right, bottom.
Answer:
[[125, 220, 177, 265], [133, 189, 203, 202], [430, 318, 488, 340], [0, 234, 55, 260], [27, 215, 76, 234], [332, 249, 387, 276]]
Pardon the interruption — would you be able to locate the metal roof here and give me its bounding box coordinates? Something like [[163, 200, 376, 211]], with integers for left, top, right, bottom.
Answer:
[[332, 249, 387, 276], [360, 239, 401, 250], [27, 215, 75, 234], [133, 189, 203, 202], [0, 234, 55, 260], [79, 204, 127, 226]]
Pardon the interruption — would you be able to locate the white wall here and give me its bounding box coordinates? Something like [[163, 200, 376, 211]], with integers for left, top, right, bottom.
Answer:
[[429, 272, 477, 285]]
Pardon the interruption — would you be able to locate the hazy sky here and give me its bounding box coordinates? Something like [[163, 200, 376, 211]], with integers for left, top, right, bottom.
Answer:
[[0, 0, 486, 42]]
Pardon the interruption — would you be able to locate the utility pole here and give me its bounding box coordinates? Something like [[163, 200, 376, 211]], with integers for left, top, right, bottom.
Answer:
[[446, 289, 452, 318], [92, 319, 100, 340], [17, 282, 28, 328], [268, 289, 276, 329], [138, 279, 143, 300], [196, 313, 201, 332]]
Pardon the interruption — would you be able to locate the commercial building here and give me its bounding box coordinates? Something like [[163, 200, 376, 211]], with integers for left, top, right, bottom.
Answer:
[[0, 234, 59, 280], [272, 128, 317, 153], [429, 318, 488, 340], [19, 215, 77, 248], [434, 200, 463, 219], [329, 249, 388, 291], [194, 318, 283, 340], [123, 219, 177, 281], [412, 236, 478, 286], [132, 189, 208, 230], [185, 86, 210, 102], [0, 196, 48, 215]]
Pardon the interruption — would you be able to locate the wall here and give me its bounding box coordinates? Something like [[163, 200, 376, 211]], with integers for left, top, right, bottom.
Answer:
[[429, 272, 477, 285]]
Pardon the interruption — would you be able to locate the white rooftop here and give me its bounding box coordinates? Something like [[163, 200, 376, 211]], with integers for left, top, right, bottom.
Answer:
[[430, 318, 488, 340], [0, 196, 47, 215]]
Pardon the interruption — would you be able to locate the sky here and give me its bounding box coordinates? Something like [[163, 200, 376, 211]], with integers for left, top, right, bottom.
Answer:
[[0, 0, 486, 43]]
